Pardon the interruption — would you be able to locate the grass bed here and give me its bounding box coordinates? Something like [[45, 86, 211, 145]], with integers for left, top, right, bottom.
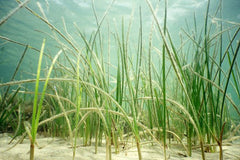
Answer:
[[0, 0, 239, 160]]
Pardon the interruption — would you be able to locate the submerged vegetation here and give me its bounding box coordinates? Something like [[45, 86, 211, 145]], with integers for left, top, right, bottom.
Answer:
[[0, 0, 240, 160]]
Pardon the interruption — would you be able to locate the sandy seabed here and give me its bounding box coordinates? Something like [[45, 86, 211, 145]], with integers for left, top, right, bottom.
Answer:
[[0, 133, 239, 160]]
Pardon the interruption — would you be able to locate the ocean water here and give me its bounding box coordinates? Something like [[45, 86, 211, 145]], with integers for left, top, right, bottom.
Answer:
[[0, 0, 239, 116]]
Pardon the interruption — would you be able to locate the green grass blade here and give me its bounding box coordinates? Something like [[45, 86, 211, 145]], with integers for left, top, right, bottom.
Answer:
[[220, 40, 240, 127]]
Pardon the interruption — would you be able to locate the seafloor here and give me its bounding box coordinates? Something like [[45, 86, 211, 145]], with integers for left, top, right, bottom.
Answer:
[[0, 133, 239, 160]]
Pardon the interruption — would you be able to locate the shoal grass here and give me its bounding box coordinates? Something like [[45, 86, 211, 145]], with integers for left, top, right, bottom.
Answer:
[[26, 39, 62, 160], [0, 0, 240, 160], [0, 0, 30, 26], [162, 0, 167, 159], [0, 44, 28, 133]]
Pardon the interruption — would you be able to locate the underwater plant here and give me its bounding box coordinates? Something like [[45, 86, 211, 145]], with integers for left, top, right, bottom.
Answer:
[[0, 0, 239, 160], [23, 39, 62, 160]]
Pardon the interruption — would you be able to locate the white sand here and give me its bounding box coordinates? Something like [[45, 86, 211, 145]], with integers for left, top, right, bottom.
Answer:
[[0, 133, 239, 160]]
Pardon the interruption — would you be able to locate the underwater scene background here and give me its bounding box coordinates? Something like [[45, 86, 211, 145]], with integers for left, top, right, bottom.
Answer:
[[1, 0, 239, 115], [0, 0, 240, 160]]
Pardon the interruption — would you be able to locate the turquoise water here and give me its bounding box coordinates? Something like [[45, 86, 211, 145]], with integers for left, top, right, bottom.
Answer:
[[0, 0, 239, 115]]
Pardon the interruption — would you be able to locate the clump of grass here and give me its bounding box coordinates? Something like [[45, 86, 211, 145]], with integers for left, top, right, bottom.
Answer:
[[0, 45, 28, 133], [24, 39, 61, 160]]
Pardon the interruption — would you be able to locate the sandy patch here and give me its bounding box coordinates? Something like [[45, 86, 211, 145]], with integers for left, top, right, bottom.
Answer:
[[0, 133, 239, 160]]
